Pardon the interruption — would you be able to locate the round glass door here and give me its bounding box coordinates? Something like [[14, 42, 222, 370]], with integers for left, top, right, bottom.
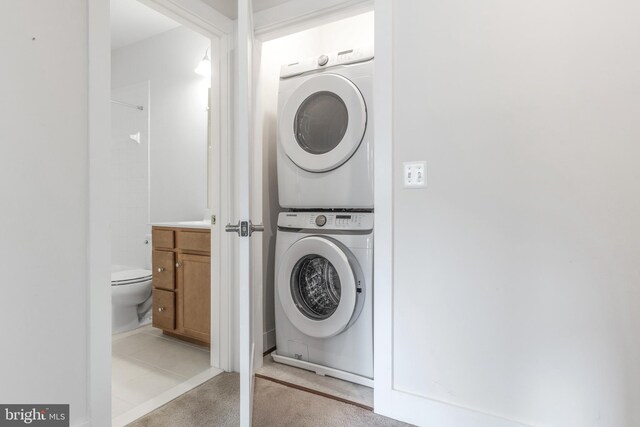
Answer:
[[279, 73, 367, 173], [294, 92, 349, 155], [277, 236, 358, 338], [291, 255, 342, 320]]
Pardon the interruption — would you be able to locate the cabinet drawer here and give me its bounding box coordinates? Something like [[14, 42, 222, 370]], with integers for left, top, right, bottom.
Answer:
[[152, 229, 174, 249], [152, 289, 175, 330], [153, 250, 175, 290], [177, 231, 210, 253]]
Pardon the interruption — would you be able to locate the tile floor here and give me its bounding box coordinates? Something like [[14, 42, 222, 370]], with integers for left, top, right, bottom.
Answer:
[[111, 325, 211, 418]]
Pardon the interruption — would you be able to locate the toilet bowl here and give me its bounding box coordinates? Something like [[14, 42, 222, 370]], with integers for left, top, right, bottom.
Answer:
[[111, 267, 153, 334]]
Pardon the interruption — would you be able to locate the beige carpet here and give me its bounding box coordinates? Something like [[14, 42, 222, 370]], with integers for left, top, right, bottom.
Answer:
[[128, 373, 411, 427]]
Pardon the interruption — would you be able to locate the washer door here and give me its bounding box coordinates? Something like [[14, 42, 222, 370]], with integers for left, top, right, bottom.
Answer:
[[279, 74, 367, 173], [278, 236, 358, 338]]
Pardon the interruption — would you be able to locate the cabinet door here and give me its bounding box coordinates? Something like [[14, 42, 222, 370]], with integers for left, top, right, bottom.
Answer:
[[153, 250, 175, 290], [178, 253, 211, 342]]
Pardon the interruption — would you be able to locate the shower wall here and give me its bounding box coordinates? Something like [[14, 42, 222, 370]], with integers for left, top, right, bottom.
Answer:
[[110, 81, 150, 269], [111, 26, 210, 224]]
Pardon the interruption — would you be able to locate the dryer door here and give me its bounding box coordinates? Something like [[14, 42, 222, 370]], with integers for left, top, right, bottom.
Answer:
[[279, 74, 367, 173], [278, 236, 359, 338]]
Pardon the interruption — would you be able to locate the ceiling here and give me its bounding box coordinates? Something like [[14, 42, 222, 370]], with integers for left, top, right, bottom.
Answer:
[[111, 0, 294, 49], [111, 0, 181, 50], [200, 0, 293, 19]]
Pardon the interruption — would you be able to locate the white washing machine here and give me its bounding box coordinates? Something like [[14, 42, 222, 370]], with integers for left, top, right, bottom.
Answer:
[[273, 212, 373, 386], [277, 47, 374, 209]]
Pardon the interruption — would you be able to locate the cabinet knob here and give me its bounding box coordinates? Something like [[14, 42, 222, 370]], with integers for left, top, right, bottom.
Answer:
[[158, 306, 166, 312], [157, 267, 165, 273], [176, 262, 182, 268]]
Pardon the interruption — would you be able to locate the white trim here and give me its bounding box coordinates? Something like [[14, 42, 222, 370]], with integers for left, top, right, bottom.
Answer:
[[381, 390, 530, 427], [372, 2, 529, 426], [237, 0, 255, 425], [88, 1, 112, 426], [210, 33, 234, 372], [372, 0, 393, 415], [251, 39, 265, 371], [271, 352, 373, 387], [254, 0, 374, 41], [111, 368, 223, 427]]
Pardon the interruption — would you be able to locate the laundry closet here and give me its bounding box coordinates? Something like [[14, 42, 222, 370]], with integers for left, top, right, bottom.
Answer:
[[255, 10, 375, 408]]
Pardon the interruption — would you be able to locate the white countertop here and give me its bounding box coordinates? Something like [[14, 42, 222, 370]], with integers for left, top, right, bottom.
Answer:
[[151, 220, 211, 230]]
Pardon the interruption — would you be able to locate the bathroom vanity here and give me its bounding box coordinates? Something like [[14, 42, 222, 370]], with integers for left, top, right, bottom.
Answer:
[[151, 223, 211, 346]]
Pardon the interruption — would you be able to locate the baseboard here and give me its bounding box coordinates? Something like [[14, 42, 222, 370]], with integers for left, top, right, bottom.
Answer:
[[375, 389, 531, 427]]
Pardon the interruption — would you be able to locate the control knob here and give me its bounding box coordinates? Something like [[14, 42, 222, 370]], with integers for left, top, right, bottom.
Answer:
[[317, 54, 329, 66], [315, 215, 327, 227]]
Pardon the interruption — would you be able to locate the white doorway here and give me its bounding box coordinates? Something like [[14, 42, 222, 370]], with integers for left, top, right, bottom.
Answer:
[[88, 0, 234, 425], [243, 2, 377, 424]]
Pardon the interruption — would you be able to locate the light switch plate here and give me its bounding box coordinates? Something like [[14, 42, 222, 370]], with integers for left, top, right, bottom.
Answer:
[[403, 161, 427, 188]]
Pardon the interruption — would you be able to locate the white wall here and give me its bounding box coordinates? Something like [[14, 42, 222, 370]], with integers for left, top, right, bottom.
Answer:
[[112, 26, 210, 223], [0, 1, 89, 425], [257, 12, 374, 351], [391, 1, 640, 426], [111, 82, 151, 269]]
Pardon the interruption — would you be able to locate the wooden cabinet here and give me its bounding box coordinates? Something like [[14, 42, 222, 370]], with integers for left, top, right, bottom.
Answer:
[[151, 226, 211, 346]]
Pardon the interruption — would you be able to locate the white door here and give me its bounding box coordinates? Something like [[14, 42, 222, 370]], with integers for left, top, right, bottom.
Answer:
[[229, 1, 261, 426]]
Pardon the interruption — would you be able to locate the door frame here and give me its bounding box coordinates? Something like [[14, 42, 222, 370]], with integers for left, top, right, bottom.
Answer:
[[87, 0, 233, 425]]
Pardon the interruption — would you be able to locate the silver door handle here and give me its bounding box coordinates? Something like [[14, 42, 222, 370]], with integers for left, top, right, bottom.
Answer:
[[225, 222, 241, 235], [249, 222, 264, 236], [225, 220, 264, 237]]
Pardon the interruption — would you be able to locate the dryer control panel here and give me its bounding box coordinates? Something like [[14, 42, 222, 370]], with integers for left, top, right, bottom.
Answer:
[[278, 212, 374, 231], [280, 46, 374, 79]]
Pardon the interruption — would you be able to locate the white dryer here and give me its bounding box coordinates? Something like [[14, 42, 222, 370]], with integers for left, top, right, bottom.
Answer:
[[273, 212, 373, 386], [277, 47, 374, 209]]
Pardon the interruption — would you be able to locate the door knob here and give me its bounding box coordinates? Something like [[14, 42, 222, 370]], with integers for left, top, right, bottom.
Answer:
[[249, 222, 264, 236], [157, 267, 165, 273], [225, 220, 264, 237], [175, 262, 182, 268], [158, 306, 166, 312], [225, 222, 240, 234]]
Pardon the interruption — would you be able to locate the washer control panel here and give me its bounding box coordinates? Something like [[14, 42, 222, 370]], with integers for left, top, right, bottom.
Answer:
[[278, 212, 373, 231], [280, 46, 374, 79]]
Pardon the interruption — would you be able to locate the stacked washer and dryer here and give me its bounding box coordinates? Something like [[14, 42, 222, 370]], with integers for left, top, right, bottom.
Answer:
[[273, 47, 374, 387]]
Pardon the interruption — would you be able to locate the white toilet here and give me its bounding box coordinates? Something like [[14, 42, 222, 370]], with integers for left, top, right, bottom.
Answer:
[[111, 266, 153, 334]]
